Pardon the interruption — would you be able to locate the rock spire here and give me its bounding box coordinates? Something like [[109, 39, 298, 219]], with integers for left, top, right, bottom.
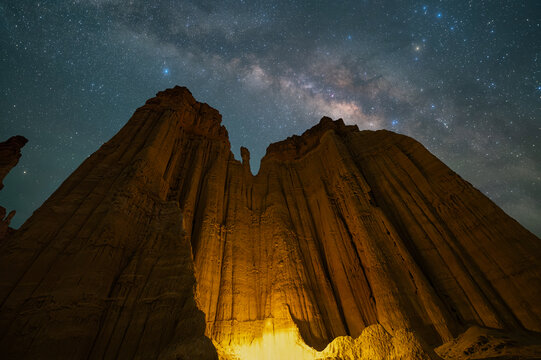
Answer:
[[0, 86, 539, 359]]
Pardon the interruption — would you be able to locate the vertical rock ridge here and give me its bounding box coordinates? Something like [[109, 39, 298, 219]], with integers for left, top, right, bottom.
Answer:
[[0, 88, 220, 359], [0, 87, 539, 359]]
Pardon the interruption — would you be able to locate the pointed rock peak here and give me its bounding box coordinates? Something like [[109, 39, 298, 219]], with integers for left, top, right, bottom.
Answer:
[[240, 146, 253, 175], [313, 117, 349, 132], [319, 116, 334, 125], [240, 146, 250, 166], [263, 116, 359, 161], [144, 85, 197, 109], [4, 135, 28, 148], [160, 85, 194, 97], [138, 86, 229, 142]]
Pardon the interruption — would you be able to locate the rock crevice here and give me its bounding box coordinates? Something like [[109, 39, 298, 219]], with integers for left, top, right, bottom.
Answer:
[[0, 86, 540, 359]]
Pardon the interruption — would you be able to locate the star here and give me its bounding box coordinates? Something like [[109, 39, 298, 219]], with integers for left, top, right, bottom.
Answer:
[[0, 0, 539, 237]]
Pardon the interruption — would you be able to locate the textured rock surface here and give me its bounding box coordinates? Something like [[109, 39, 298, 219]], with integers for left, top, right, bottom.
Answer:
[[189, 114, 541, 358], [1, 86, 540, 359], [435, 326, 541, 359], [0, 135, 27, 240], [315, 324, 434, 360], [0, 91, 218, 359]]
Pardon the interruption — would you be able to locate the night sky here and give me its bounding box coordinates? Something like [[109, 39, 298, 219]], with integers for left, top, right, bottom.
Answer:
[[0, 1, 540, 236]]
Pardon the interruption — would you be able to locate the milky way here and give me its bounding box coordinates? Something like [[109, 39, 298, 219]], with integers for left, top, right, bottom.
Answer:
[[0, 1, 540, 235]]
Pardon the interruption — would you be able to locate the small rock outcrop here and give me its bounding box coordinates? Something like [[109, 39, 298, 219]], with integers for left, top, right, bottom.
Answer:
[[0, 87, 540, 359], [0, 135, 27, 191], [0, 135, 27, 240]]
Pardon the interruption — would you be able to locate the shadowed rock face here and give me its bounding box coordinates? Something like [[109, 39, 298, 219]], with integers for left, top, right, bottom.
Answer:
[[0, 86, 540, 359], [0, 91, 219, 360]]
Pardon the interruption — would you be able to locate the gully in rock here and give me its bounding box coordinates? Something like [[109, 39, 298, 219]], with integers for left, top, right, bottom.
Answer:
[[0, 87, 540, 360]]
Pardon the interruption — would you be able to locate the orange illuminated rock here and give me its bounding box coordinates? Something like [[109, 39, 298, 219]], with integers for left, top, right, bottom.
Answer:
[[0, 87, 540, 359]]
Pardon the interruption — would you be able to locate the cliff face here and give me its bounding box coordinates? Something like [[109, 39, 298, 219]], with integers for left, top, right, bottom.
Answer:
[[0, 91, 219, 359], [0, 87, 540, 359], [189, 114, 541, 358]]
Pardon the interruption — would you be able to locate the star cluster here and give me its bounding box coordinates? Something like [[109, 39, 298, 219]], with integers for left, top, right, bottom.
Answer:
[[0, 0, 540, 235]]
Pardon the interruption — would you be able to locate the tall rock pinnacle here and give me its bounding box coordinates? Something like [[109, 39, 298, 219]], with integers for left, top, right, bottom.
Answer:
[[0, 86, 540, 359]]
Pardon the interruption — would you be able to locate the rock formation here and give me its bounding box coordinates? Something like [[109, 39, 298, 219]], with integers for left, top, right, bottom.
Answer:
[[0, 96, 218, 359], [0, 86, 540, 359], [0, 135, 27, 240], [0, 135, 27, 191]]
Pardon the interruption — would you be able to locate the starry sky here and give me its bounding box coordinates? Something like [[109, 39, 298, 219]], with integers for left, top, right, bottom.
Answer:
[[0, 0, 540, 236]]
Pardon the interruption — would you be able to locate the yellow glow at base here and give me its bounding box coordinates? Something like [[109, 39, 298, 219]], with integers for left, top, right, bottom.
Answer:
[[231, 328, 317, 360], [216, 318, 318, 360], [213, 320, 427, 360]]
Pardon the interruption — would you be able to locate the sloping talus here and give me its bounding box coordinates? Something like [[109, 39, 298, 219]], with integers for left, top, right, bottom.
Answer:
[[0, 86, 539, 359]]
